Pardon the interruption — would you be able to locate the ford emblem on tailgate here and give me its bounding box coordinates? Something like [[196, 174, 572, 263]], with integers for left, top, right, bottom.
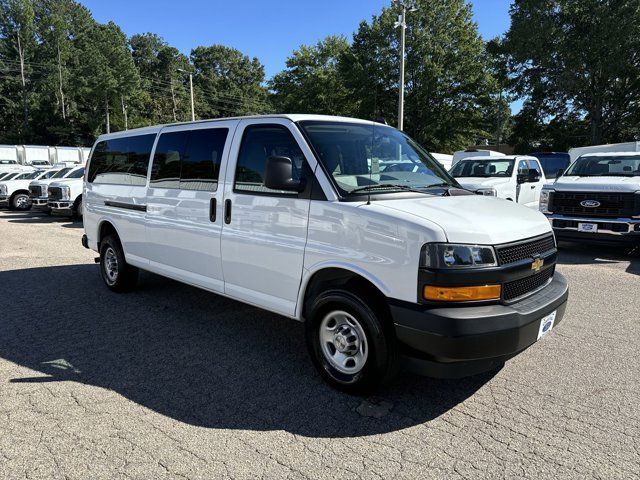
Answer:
[[580, 200, 601, 208]]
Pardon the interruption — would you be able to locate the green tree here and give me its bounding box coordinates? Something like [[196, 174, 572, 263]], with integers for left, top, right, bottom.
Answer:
[[130, 33, 191, 124], [269, 35, 351, 115], [502, 0, 640, 147], [339, 0, 499, 152], [190, 45, 270, 119]]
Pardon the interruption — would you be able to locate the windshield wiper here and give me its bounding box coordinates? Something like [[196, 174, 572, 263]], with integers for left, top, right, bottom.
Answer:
[[350, 184, 436, 195]]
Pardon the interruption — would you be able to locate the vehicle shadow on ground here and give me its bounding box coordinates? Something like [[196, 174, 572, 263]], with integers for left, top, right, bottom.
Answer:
[[1, 210, 81, 227], [556, 242, 640, 276], [0, 264, 494, 438]]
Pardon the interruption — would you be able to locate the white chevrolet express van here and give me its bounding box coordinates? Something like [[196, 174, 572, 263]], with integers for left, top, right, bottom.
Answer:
[[450, 155, 546, 208], [82, 115, 568, 393]]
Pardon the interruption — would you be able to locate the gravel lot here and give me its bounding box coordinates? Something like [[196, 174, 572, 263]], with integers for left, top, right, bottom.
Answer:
[[0, 209, 638, 480]]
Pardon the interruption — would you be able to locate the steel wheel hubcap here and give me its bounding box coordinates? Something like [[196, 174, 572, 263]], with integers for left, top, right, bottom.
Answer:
[[16, 196, 28, 208], [319, 310, 368, 375], [104, 247, 119, 284]]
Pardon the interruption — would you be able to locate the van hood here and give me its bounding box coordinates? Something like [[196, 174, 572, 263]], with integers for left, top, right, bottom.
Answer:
[[370, 195, 551, 245], [551, 175, 640, 192], [454, 177, 511, 191]]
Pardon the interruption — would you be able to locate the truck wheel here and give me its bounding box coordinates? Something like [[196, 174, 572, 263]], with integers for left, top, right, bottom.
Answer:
[[99, 234, 139, 292], [74, 196, 83, 219], [305, 289, 399, 394], [11, 193, 31, 211]]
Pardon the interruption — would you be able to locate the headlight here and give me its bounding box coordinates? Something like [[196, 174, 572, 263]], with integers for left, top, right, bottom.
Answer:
[[420, 243, 497, 269], [476, 188, 497, 196], [0, 184, 6, 195], [62, 186, 71, 200], [540, 189, 553, 213]]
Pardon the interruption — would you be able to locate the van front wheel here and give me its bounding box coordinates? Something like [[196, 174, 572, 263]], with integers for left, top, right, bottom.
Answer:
[[99, 235, 138, 292], [305, 290, 399, 394]]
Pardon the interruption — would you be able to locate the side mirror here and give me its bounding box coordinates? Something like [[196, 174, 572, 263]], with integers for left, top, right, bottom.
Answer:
[[264, 156, 305, 192], [528, 169, 541, 182]]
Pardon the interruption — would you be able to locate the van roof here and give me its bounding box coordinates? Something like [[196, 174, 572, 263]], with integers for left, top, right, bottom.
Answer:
[[95, 114, 383, 142], [580, 152, 640, 158], [457, 155, 535, 161]]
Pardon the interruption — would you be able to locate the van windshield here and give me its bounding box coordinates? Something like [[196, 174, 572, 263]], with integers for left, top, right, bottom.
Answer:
[[450, 159, 515, 178], [298, 121, 456, 196], [565, 155, 640, 177]]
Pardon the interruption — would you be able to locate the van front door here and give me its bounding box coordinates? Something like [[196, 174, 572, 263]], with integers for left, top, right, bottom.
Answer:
[[145, 121, 236, 293], [220, 119, 313, 317]]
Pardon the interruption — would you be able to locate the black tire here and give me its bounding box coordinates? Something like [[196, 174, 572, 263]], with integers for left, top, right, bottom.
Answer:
[[99, 234, 139, 292], [73, 196, 83, 220], [10, 193, 31, 211], [305, 289, 399, 394]]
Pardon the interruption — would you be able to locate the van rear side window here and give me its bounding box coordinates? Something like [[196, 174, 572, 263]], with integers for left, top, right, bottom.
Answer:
[[88, 134, 156, 185], [150, 128, 228, 191]]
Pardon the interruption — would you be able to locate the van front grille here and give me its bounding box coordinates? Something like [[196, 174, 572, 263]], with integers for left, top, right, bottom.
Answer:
[[503, 267, 555, 301], [495, 234, 556, 266]]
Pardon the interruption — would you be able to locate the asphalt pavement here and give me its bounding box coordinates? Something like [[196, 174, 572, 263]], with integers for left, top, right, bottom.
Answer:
[[0, 209, 638, 479]]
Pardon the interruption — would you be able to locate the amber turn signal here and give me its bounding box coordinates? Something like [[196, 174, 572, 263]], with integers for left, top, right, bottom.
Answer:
[[423, 284, 501, 302]]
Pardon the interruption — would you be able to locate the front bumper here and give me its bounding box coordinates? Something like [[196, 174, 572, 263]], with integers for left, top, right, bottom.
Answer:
[[31, 197, 50, 208], [391, 273, 568, 378], [547, 214, 640, 244], [48, 200, 73, 212], [0, 195, 8, 205]]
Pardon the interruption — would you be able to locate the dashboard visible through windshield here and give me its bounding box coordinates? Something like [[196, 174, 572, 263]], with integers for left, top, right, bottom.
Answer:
[[298, 121, 456, 196]]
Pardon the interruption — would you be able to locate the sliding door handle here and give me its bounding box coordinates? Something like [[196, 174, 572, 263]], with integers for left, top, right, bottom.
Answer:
[[209, 198, 216, 222], [224, 199, 232, 224]]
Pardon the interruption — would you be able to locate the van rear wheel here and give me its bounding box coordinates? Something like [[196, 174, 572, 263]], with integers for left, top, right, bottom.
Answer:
[[99, 235, 138, 292], [305, 289, 399, 394]]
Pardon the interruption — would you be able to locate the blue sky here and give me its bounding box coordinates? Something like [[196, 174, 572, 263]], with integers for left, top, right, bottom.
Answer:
[[79, 0, 512, 79]]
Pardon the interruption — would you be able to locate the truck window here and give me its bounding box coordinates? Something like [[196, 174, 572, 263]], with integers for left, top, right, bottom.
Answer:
[[528, 160, 542, 176], [517, 160, 529, 175], [181, 128, 228, 191], [88, 134, 156, 185], [234, 125, 305, 195], [66, 168, 85, 179]]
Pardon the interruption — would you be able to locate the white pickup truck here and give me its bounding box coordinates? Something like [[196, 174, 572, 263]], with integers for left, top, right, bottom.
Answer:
[[0, 169, 56, 210], [540, 151, 640, 246], [28, 166, 79, 212], [47, 167, 85, 218], [450, 155, 546, 208]]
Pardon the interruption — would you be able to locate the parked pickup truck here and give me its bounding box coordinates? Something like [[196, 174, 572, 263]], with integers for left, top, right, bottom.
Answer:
[[29, 166, 79, 212], [0, 169, 54, 210], [540, 152, 640, 245], [82, 114, 569, 393], [450, 155, 546, 208], [47, 167, 85, 218]]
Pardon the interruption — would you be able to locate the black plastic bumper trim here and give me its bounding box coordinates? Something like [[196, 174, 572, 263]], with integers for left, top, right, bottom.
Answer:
[[104, 200, 147, 212], [391, 273, 568, 365]]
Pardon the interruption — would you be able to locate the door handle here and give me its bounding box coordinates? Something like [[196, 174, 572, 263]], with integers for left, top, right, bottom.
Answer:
[[531, 185, 536, 189], [224, 199, 232, 224], [209, 198, 216, 222]]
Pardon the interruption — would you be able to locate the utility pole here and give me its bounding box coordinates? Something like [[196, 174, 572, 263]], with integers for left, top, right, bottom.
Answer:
[[105, 98, 110, 134], [178, 68, 195, 121], [16, 30, 28, 129], [121, 95, 128, 130], [394, 0, 416, 131], [58, 45, 66, 120]]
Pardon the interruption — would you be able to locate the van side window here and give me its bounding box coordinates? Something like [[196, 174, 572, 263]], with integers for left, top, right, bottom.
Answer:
[[88, 134, 156, 185], [181, 128, 228, 191], [150, 128, 228, 191], [150, 131, 188, 189], [234, 125, 305, 195]]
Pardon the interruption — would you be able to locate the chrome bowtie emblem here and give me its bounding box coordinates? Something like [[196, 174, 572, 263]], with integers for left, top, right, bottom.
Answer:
[[580, 200, 601, 208], [531, 257, 544, 272]]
